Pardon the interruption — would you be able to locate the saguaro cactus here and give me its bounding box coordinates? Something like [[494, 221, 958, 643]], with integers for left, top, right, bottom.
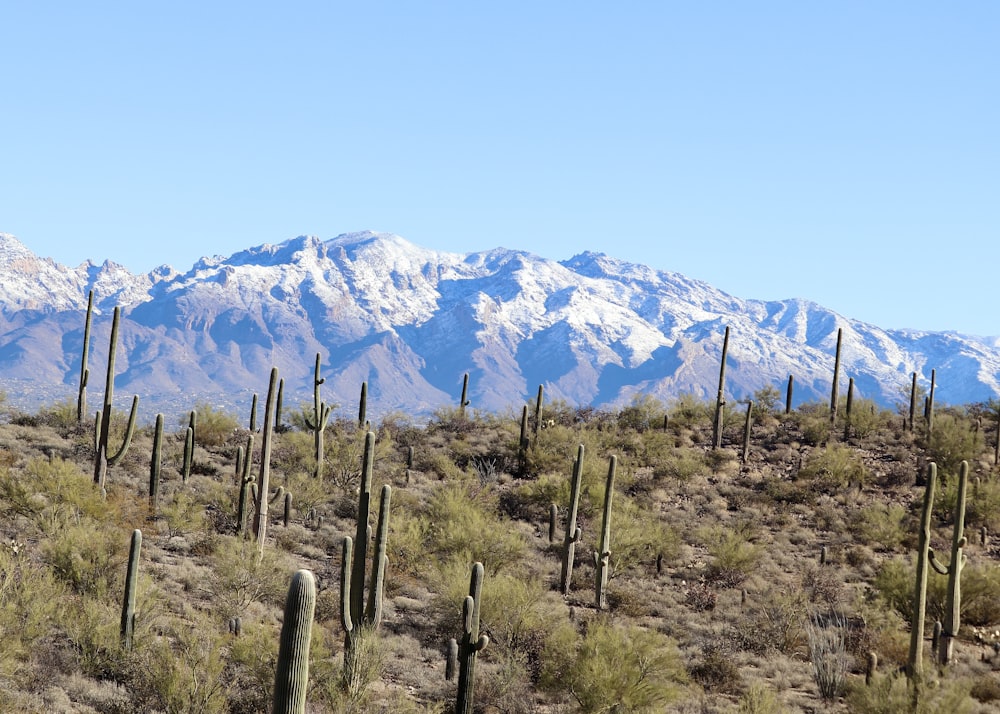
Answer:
[[560, 444, 585, 596], [456, 562, 489, 714], [908, 462, 937, 681], [236, 433, 255, 535], [929, 460, 968, 665], [830, 327, 843, 424], [358, 381, 368, 428], [741, 401, 753, 463], [149, 414, 163, 509], [908, 372, 918, 432], [120, 529, 142, 651], [272, 569, 317, 714], [459, 372, 471, 417], [926, 369, 937, 435], [785, 374, 794, 414], [253, 368, 279, 556], [77, 289, 93, 422], [181, 410, 196, 481], [304, 354, 332, 480], [533, 385, 544, 443], [712, 326, 730, 450], [340, 431, 391, 694], [594, 455, 616, 609], [93, 306, 139, 490]]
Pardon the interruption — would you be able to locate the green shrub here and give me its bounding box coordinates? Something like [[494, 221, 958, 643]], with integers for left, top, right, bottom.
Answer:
[[845, 673, 974, 714], [423, 482, 527, 575], [850, 502, 910, 552], [927, 412, 982, 475], [617, 394, 666, 433], [541, 620, 687, 713], [874, 557, 1000, 628], [702, 525, 763, 587], [798, 443, 867, 491]]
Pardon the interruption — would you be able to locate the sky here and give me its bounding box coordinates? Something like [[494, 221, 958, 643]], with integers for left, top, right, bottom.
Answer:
[[2, 3, 998, 335]]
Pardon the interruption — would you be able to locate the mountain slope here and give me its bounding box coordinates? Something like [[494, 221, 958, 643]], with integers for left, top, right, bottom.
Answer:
[[0, 231, 996, 421]]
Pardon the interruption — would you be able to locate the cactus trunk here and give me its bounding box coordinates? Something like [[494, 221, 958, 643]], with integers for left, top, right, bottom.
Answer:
[[272, 569, 316, 714]]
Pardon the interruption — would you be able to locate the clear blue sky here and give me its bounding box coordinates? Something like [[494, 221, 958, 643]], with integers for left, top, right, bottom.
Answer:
[[2, 3, 998, 334]]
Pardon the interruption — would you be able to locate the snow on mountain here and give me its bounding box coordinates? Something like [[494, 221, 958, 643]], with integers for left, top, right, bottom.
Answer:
[[0, 230, 997, 421]]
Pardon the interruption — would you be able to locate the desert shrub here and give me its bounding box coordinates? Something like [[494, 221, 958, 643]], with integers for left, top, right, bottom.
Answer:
[[541, 620, 687, 713], [688, 644, 740, 694], [752, 385, 782, 418], [845, 673, 974, 714], [800, 562, 845, 607], [927, 412, 982, 475], [602, 497, 682, 579], [850, 502, 910, 552], [844, 398, 890, 439], [423, 482, 527, 575], [204, 538, 291, 619], [125, 621, 230, 714], [0, 541, 65, 682], [226, 618, 279, 713], [617, 394, 666, 433], [730, 590, 806, 656], [43, 520, 127, 598], [798, 443, 867, 491], [738, 683, 786, 714], [186, 402, 239, 448], [702, 525, 763, 588], [652, 445, 706, 482]]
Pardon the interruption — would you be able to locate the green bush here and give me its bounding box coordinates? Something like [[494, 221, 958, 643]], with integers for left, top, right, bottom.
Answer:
[[702, 525, 763, 587], [845, 673, 974, 714], [541, 620, 687, 713], [798, 443, 868, 491], [927, 412, 982, 475], [850, 502, 910, 552]]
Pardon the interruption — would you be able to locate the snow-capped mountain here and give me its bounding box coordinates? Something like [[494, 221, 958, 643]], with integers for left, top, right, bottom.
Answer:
[[0, 230, 997, 421]]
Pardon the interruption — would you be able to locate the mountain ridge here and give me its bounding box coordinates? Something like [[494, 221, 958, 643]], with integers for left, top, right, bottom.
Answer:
[[0, 230, 997, 422]]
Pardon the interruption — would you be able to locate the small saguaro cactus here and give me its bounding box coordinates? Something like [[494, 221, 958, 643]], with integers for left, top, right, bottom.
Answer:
[[712, 326, 730, 449], [272, 569, 317, 714], [785, 374, 794, 414], [844, 378, 855, 439], [741, 400, 753, 463], [340, 431, 392, 694], [249, 392, 258, 432], [929, 460, 969, 665], [304, 353, 332, 480], [149, 413, 163, 509], [560, 444, 585, 596], [926, 368, 937, 435], [253, 368, 279, 557], [120, 529, 142, 651], [908, 372, 918, 432], [236, 433, 255, 535], [181, 410, 196, 481], [358, 381, 368, 429], [93, 306, 140, 491], [830, 327, 843, 424], [908, 462, 937, 681], [533, 385, 544, 443], [594, 455, 617, 609], [77, 289, 93, 423], [455, 562, 489, 714], [459, 372, 471, 417]]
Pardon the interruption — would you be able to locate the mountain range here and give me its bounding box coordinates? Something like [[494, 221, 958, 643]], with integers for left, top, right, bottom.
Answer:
[[0, 230, 997, 423]]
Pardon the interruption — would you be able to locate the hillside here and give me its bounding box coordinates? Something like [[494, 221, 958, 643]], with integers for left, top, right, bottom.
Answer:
[[0, 380, 999, 712]]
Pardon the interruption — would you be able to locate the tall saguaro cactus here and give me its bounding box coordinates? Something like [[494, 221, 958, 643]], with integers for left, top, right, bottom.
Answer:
[[929, 460, 968, 665], [253, 368, 279, 556], [908, 462, 937, 681], [272, 569, 317, 714], [830, 327, 843, 424], [926, 368, 937, 435], [560, 444, 585, 596], [93, 306, 139, 490], [594, 455, 617, 609], [712, 326, 730, 450], [456, 562, 489, 714], [358, 381, 368, 428], [120, 529, 142, 651], [77, 289, 93, 423], [304, 354, 332, 479], [533, 385, 544, 443], [149, 414, 163, 509], [340, 431, 391, 694]]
